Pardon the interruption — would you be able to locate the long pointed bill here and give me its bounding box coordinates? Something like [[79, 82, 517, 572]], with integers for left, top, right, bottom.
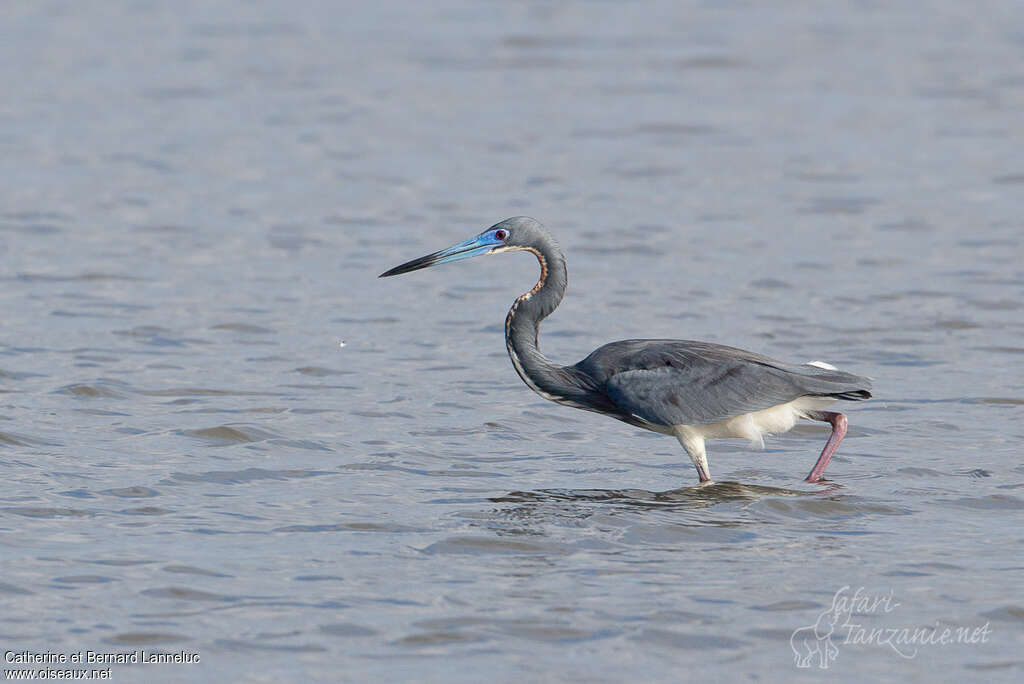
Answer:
[[378, 234, 502, 277]]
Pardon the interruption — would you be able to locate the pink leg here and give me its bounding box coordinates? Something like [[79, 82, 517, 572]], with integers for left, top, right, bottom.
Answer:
[[805, 411, 848, 483]]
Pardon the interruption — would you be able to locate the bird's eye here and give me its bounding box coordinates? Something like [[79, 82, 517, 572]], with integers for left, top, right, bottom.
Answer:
[[494, 229, 508, 241]]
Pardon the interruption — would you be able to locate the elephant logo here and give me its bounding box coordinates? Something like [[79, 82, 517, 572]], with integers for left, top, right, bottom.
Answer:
[[790, 585, 849, 669]]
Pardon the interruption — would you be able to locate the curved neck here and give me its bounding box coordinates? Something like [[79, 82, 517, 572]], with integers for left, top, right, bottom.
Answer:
[[504, 243, 569, 399]]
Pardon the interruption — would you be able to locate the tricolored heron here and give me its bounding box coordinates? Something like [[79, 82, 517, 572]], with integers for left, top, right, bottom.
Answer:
[[380, 217, 872, 484]]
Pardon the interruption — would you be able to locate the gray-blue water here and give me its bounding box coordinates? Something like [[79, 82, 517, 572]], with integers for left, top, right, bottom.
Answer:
[[2, 1, 1023, 681]]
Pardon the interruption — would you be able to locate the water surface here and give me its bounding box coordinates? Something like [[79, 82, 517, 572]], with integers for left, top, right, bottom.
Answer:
[[2, 1, 1023, 681]]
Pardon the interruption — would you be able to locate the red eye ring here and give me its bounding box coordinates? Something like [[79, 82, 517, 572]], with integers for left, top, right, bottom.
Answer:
[[495, 229, 508, 240]]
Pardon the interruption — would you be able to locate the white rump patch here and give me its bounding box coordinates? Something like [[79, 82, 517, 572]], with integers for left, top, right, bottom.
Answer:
[[806, 360, 838, 370]]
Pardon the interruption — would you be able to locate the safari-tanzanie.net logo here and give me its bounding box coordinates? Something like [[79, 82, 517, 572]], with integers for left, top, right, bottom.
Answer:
[[790, 586, 992, 669]]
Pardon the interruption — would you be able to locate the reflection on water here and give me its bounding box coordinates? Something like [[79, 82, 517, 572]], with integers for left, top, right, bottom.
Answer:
[[478, 482, 899, 543], [495, 481, 841, 507]]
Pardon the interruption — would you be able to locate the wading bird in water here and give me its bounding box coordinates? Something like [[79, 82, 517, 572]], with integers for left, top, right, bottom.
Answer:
[[380, 217, 872, 484]]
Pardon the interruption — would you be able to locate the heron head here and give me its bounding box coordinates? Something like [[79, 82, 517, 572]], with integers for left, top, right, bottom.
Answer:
[[378, 217, 545, 277]]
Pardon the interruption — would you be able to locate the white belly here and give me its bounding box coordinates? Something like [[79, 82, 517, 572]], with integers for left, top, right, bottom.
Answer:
[[669, 396, 836, 446]]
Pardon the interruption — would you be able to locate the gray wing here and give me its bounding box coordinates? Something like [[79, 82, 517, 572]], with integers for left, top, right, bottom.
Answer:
[[575, 339, 872, 428]]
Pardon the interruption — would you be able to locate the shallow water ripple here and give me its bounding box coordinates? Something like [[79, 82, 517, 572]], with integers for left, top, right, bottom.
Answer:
[[2, 0, 1024, 682]]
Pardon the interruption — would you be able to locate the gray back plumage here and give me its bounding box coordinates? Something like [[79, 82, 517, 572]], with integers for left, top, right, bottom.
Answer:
[[571, 339, 872, 427]]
